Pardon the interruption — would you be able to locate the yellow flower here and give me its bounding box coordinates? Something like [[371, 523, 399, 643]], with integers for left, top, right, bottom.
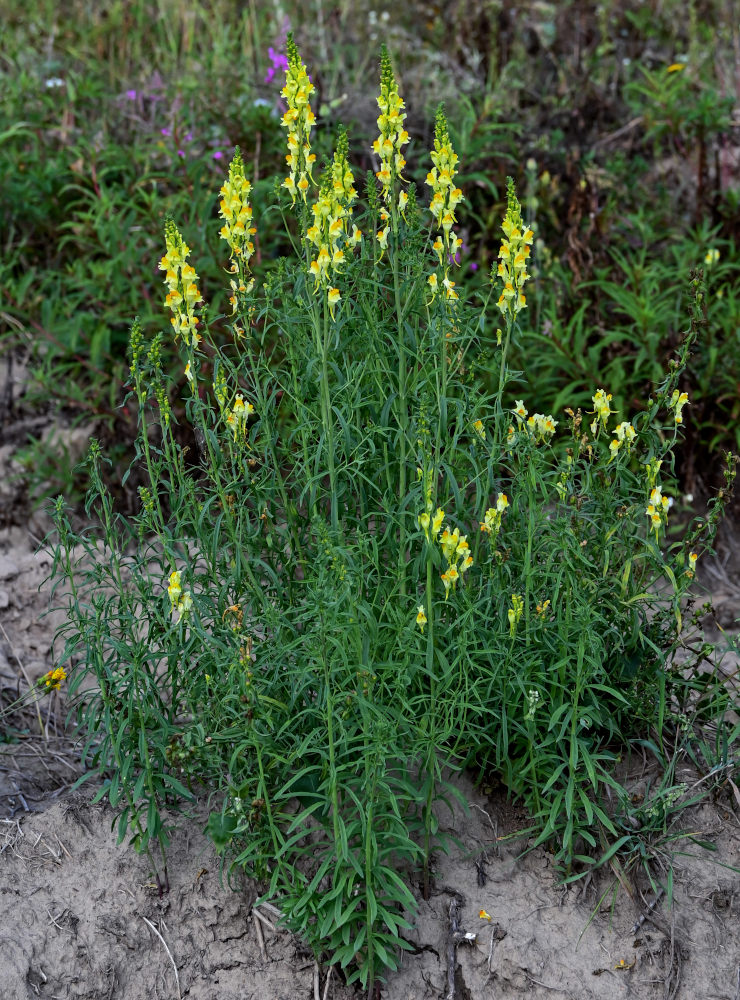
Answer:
[[441, 564, 459, 599], [377, 225, 389, 256], [473, 419, 485, 441], [225, 392, 256, 440], [168, 570, 182, 607], [686, 551, 698, 578], [479, 909, 492, 921], [667, 62, 685, 72], [704, 247, 719, 266], [590, 389, 613, 435], [669, 389, 689, 424], [43, 667, 67, 691], [418, 510, 431, 541], [416, 605, 427, 632], [513, 399, 528, 420], [327, 287, 341, 319], [431, 507, 445, 539]]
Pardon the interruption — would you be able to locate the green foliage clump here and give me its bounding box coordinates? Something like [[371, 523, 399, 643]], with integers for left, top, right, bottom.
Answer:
[[49, 41, 737, 992]]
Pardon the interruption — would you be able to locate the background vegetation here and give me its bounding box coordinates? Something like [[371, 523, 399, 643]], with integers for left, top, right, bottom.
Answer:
[[2, 0, 739, 505]]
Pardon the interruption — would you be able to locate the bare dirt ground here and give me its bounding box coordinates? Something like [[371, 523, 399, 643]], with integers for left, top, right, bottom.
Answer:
[[2, 401, 739, 999]]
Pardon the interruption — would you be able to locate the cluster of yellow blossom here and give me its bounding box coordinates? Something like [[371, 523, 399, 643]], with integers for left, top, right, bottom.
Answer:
[[418, 505, 445, 544], [167, 570, 193, 617], [306, 129, 362, 318], [280, 35, 316, 205], [590, 389, 613, 436], [473, 419, 485, 441], [425, 107, 464, 303], [496, 178, 534, 318], [440, 524, 473, 598], [646, 484, 670, 538], [609, 420, 637, 459], [480, 493, 509, 544], [42, 667, 66, 691], [669, 389, 689, 425], [508, 400, 557, 446], [225, 393, 255, 441], [159, 220, 203, 348], [219, 149, 256, 316], [373, 45, 409, 208], [508, 594, 524, 637]]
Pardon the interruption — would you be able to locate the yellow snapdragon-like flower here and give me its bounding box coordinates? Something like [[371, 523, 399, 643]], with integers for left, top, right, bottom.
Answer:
[[426, 107, 464, 302], [159, 219, 203, 348], [526, 413, 558, 442], [686, 551, 698, 578], [416, 604, 427, 632], [480, 493, 509, 542], [495, 178, 533, 319], [225, 392, 256, 440], [646, 485, 671, 538], [280, 35, 316, 206], [372, 45, 408, 207], [167, 569, 193, 617], [43, 667, 67, 691], [609, 420, 636, 460], [669, 389, 689, 425], [590, 389, 613, 435], [219, 148, 257, 316]]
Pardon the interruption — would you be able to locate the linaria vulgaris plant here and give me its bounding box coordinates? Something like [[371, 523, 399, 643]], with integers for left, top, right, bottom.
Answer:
[[50, 38, 736, 992]]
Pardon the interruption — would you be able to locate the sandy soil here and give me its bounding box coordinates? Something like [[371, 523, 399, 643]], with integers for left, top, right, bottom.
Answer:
[[1, 406, 739, 1000]]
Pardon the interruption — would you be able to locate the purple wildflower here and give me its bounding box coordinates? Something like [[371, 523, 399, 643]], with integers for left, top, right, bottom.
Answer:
[[184, 131, 194, 142], [177, 149, 185, 157], [125, 89, 137, 100], [213, 150, 224, 160], [264, 45, 289, 84], [161, 127, 171, 137]]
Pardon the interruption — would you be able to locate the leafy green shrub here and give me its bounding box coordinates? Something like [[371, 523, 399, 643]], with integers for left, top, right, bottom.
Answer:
[[50, 41, 736, 990]]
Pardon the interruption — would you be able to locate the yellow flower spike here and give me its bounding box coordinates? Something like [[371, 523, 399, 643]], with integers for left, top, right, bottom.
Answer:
[[495, 178, 533, 321], [426, 106, 464, 301], [161, 219, 203, 348], [280, 35, 316, 206], [416, 605, 427, 632], [373, 45, 409, 207]]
